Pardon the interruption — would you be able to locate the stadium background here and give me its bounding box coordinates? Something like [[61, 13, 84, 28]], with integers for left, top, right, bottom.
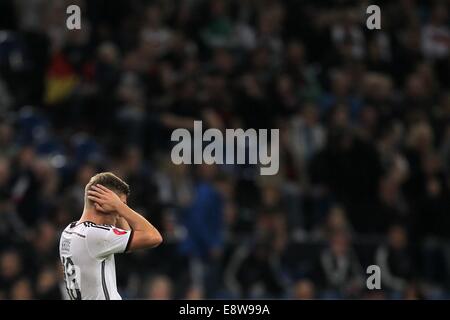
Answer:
[[1, 0, 450, 300]]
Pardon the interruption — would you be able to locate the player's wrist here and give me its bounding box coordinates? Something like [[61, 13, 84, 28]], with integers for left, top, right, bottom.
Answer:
[[115, 201, 128, 215]]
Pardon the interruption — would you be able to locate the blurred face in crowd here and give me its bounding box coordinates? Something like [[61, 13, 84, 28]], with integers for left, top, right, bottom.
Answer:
[[261, 185, 280, 207], [241, 74, 262, 97], [0, 251, 22, 280], [408, 122, 433, 152], [197, 163, 218, 182], [363, 74, 393, 102], [327, 206, 348, 233], [422, 153, 442, 176], [0, 158, 10, 186], [0, 123, 13, 146], [97, 42, 119, 65], [276, 74, 293, 97], [179, 81, 197, 101], [258, 3, 284, 35], [405, 74, 428, 100], [145, 5, 162, 28], [123, 147, 143, 174], [145, 275, 173, 300], [214, 49, 234, 74], [34, 222, 57, 254], [388, 225, 408, 250], [404, 283, 421, 300], [363, 291, 387, 300], [330, 231, 350, 257], [208, 74, 227, 97], [331, 105, 350, 129], [441, 93, 450, 110], [407, 28, 421, 50], [36, 267, 58, 295], [359, 105, 378, 132], [293, 279, 316, 300], [416, 63, 435, 88], [287, 41, 305, 66], [302, 104, 319, 126], [431, 4, 448, 25], [331, 72, 351, 97], [185, 286, 204, 300], [210, 0, 226, 17], [18, 146, 36, 169], [252, 48, 270, 71], [379, 173, 401, 205], [10, 278, 33, 300]]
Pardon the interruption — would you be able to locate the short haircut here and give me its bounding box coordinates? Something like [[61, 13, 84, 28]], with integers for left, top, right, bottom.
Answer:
[[85, 172, 130, 197]]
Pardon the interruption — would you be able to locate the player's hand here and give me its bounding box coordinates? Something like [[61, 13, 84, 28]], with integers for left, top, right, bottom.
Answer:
[[87, 184, 125, 213]]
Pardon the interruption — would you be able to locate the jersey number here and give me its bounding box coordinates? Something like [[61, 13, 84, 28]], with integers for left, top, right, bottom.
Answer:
[[62, 256, 81, 300]]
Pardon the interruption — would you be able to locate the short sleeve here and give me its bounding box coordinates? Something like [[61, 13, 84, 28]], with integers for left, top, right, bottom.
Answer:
[[86, 225, 133, 259]]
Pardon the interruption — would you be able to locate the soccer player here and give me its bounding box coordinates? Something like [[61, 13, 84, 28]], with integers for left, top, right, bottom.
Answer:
[[59, 172, 163, 300]]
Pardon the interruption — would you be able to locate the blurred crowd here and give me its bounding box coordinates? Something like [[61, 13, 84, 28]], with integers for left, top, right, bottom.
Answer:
[[1, 0, 450, 299]]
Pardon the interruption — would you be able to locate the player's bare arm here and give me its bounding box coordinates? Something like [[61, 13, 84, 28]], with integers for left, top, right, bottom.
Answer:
[[115, 216, 131, 231], [88, 184, 163, 251]]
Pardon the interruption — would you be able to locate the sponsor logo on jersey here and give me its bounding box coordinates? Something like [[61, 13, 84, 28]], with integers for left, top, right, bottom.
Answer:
[[113, 228, 127, 235]]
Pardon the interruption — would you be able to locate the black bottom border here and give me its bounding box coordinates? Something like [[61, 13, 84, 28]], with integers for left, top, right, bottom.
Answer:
[[1, 299, 448, 319]]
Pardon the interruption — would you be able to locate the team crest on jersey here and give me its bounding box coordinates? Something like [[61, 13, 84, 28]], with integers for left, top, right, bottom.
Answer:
[[61, 239, 71, 252], [113, 228, 127, 235]]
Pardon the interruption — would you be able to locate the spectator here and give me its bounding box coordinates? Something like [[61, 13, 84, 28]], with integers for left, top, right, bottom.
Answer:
[[292, 279, 316, 300], [375, 225, 416, 294], [10, 278, 33, 300], [179, 164, 226, 297], [0, 251, 23, 294], [35, 266, 63, 300], [316, 230, 364, 298], [143, 275, 173, 300], [224, 233, 285, 299]]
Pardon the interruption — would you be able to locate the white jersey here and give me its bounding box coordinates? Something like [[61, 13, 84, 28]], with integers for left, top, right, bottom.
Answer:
[[59, 221, 133, 300]]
